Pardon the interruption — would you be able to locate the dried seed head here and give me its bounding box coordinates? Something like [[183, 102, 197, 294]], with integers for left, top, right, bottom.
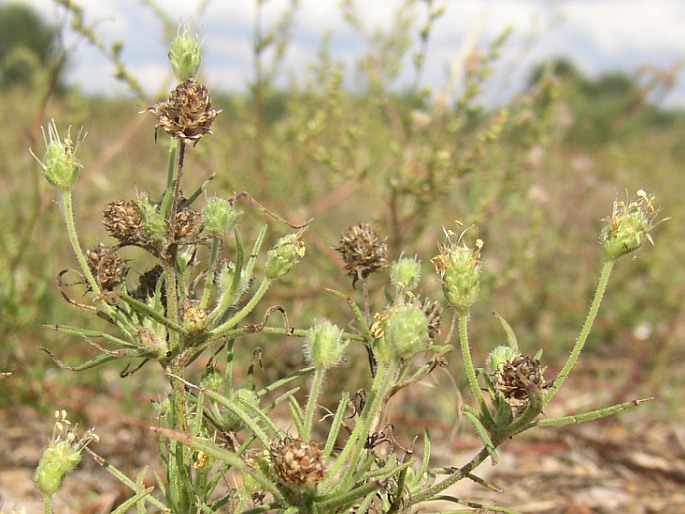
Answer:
[[137, 265, 164, 301], [148, 79, 220, 145], [103, 199, 144, 244], [335, 223, 387, 286], [270, 437, 326, 489], [419, 298, 443, 339], [494, 354, 549, 416], [174, 207, 203, 241], [86, 243, 125, 291]]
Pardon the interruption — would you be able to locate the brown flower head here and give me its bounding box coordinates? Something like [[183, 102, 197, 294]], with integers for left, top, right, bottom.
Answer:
[[173, 207, 203, 241], [494, 354, 549, 416], [335, 223, 387, 286], [270, 436, 326, 489], [136, 264, 164, 301], [419, 298, 442, 339], [103, 199, 144, 244], [148, 79, 220, 145], [86, 243, 126, 291]]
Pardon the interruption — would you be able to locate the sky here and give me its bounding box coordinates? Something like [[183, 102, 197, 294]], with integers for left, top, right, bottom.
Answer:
[[15, 0, 685, 108]]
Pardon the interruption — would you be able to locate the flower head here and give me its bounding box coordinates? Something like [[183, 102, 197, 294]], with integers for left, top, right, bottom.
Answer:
[[270, 436, 326, 489], [601, 190, 661, 261], [433, 228, 483, 311], [33, 410, 98, 496], [304, 320, 347, 370], [168, 26, 202, 82], [31, 121, 85, 192], [335, 223, 388, 286], [148, 79, 220, 145], [265, 233, 306, 280]]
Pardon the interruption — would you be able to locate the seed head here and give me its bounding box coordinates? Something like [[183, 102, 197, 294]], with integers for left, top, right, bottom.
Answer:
[[601, 190, 661, 261], [335, 223, 388, 286], [33, 410, 98, 496], [270, 436, 326, 489], [419, 298, 443, 339], [103, 199, 143, 244], [173, 207, 203, 241], [86, 243, 125, 291], [493, 354, 549, 416], [182, 300, 208, 334], [148, 79, 220, 145]]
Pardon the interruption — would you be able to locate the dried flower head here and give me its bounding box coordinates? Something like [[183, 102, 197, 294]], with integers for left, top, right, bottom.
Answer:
[[33, 410, 98, 497], [335, 223, 387, 286], [419, 298, 443, 339], [173, 207, 203, 241], [270, 436, 326, 489], [103, 199, 144, 244], [148, 79, 220, 145], [493, 354, 549, 416], [86, 243, 125, 291], [136, 264, 164, 301]]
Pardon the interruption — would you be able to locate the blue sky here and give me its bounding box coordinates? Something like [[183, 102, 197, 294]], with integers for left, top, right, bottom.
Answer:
[[18, 0, 685, 108]]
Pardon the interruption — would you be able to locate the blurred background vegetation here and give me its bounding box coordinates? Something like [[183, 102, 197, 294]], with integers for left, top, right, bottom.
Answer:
[[1, 0, 683, 433]]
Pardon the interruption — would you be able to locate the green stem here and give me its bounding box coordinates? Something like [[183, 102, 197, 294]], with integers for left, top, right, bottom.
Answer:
[[209, 277, 273, 337], [302, 368, 326, 440], [61, 191, 134, 337], [409, 447, 491, 505], [324, 360, 398, 491], [457, 309, 491, 421], [200, 237, 221, 310], [544, 259, 615, 406], [43, 495, 52, 514]]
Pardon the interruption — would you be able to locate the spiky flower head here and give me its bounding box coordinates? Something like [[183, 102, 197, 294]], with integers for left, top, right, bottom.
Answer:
[[148, 79, 219, 145], [270, 436, 326, 489], [433, 228, 483, 312], [168, 25, 202, 82], [33, 410, 98, 497], [31, 120, 85, 192], [390, 256, 422, 292], [601, 190, 660, 261], [493, 354, 548, 416], [265, 233, 306, 280], [202, 196, 243, 236], [304, 320, 347, 370], [335, 223, 388, 286]]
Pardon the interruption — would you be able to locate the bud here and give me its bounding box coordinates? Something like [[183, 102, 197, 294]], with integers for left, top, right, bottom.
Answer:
[[601, 190, 660, 261], [138, 194, 167, 243], [168, 26, 202, 82], [304, 320, 347, 370], [433, 232, 483, 311], [486, 345, 519, 374], [33, 410, 98, 496], [182, 300, 208, 334], [377, 304, 429, 362], [265, 234, 306, 280], [32, 121, 85, 192], [202, 197, 243, 236], [390, 256, 422, 292]]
